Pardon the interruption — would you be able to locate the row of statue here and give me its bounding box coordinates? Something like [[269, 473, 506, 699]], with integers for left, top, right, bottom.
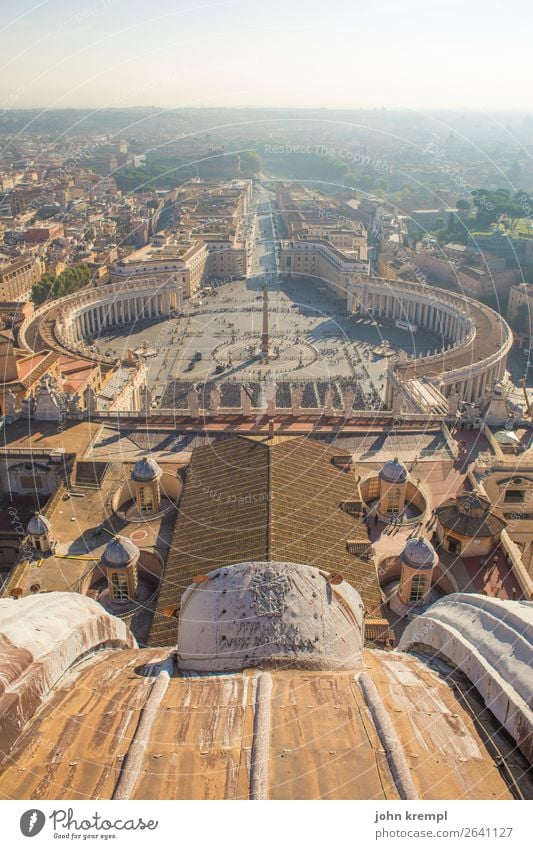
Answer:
[[184, 382, 357, 415]]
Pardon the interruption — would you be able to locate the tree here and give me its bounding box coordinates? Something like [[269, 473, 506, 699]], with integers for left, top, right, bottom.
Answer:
[[31, 264, 92, 305], [471, 188, 529, 229]]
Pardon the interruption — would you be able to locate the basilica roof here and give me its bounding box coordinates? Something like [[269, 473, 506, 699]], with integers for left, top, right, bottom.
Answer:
[[0, 592, 530, 801], [399, 593, 533, 766], [149, 437, 382, 647]]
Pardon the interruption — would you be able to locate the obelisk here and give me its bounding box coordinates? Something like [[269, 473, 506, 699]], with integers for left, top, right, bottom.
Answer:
[[261, 284, 269, 360]]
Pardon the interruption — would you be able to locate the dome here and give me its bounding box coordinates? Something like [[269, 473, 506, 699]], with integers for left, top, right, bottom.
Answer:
[[131, 456, 162, 483], [379, 457, 408, 484], [457, 493, 490, 518], [400, 537, 437, 569], [101, 535, 139, 569], [437, 493, 505, 537], [178, 561, 364, 672], [27, 512, 51, 536]]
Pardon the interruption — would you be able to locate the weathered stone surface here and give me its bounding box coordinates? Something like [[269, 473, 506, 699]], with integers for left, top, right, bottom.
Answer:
[[178, 560, 364, 672], [398, 593, 533, 763], [0, 593, 136, 758]]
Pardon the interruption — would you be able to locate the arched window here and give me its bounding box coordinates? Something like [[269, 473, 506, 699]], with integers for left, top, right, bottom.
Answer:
[[386, 487, 401, 513]]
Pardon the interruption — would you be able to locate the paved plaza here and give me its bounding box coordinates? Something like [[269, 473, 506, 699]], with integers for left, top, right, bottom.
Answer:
[[97, 189, 442, 411], [98, 275, 441, 410]]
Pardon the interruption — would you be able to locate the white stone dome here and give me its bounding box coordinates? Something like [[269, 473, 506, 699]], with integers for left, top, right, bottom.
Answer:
[[400, 537, 437, 569], [27, 512, 51, 536], [178, 561, 364, 672], [101, 535, 139, 569], [379, 457, 408, 484], [131, 456, 162, 483]]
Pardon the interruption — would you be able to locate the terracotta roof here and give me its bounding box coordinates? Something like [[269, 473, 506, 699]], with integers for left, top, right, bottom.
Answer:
[[149, 437, 382, 646], [20, 350, 60, 388], [436, 493, 506, 538]]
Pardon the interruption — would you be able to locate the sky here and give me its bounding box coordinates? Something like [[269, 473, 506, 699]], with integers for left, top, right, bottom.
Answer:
[[0, 0, 531, 112]]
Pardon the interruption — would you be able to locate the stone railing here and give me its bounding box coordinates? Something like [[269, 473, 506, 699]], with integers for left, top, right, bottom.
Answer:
[[84, 406, 447, 423]]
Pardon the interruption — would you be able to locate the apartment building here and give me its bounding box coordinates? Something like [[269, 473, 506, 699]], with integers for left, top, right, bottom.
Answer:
[[0, 255, 41, 301], [508, 282, 533, 323], [279, 237, 369, 304], [111, 240, 209, 298]]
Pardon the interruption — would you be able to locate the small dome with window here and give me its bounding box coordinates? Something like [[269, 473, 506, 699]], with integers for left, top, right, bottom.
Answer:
[[379, 457, 408, 484], [27, 512, 51, 537], [131, 456, 162, 483], [400, 537, 437, 570], [101, 535, 139, 569]]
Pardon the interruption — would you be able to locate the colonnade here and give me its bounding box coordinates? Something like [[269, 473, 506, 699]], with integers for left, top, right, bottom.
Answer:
[[351, 279, 512, 406], [440, 357, 507, 404], [359, 287, 471, 347], [53, 282, 181, 352]]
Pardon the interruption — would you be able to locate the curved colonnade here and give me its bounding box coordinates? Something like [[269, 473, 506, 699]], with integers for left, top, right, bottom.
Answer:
[[349, 278, 512, 403], [18, 276, 512, 407], [19, 278, 181, 362]]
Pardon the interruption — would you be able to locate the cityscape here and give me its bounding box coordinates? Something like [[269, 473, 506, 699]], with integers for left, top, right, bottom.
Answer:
[[0, 0, 531, 826]]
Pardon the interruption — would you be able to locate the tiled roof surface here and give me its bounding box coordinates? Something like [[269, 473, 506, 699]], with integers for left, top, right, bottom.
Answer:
[[149, 437, 382, 646], [436, 495, 507, 538]]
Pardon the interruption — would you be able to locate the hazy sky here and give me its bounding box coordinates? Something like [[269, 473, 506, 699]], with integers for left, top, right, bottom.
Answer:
[[1, 0, 531, 111]]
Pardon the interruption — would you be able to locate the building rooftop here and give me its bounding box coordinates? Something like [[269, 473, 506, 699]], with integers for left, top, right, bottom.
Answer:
[[1, 419, 99, 456], [0, 592, 529, 801], [149, 436, 382, 646], [436, 493, 506, 538]]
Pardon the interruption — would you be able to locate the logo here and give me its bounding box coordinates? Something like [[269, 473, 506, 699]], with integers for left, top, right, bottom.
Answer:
[[20, 810, 46, 837], [251, 566, 290, 617]]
